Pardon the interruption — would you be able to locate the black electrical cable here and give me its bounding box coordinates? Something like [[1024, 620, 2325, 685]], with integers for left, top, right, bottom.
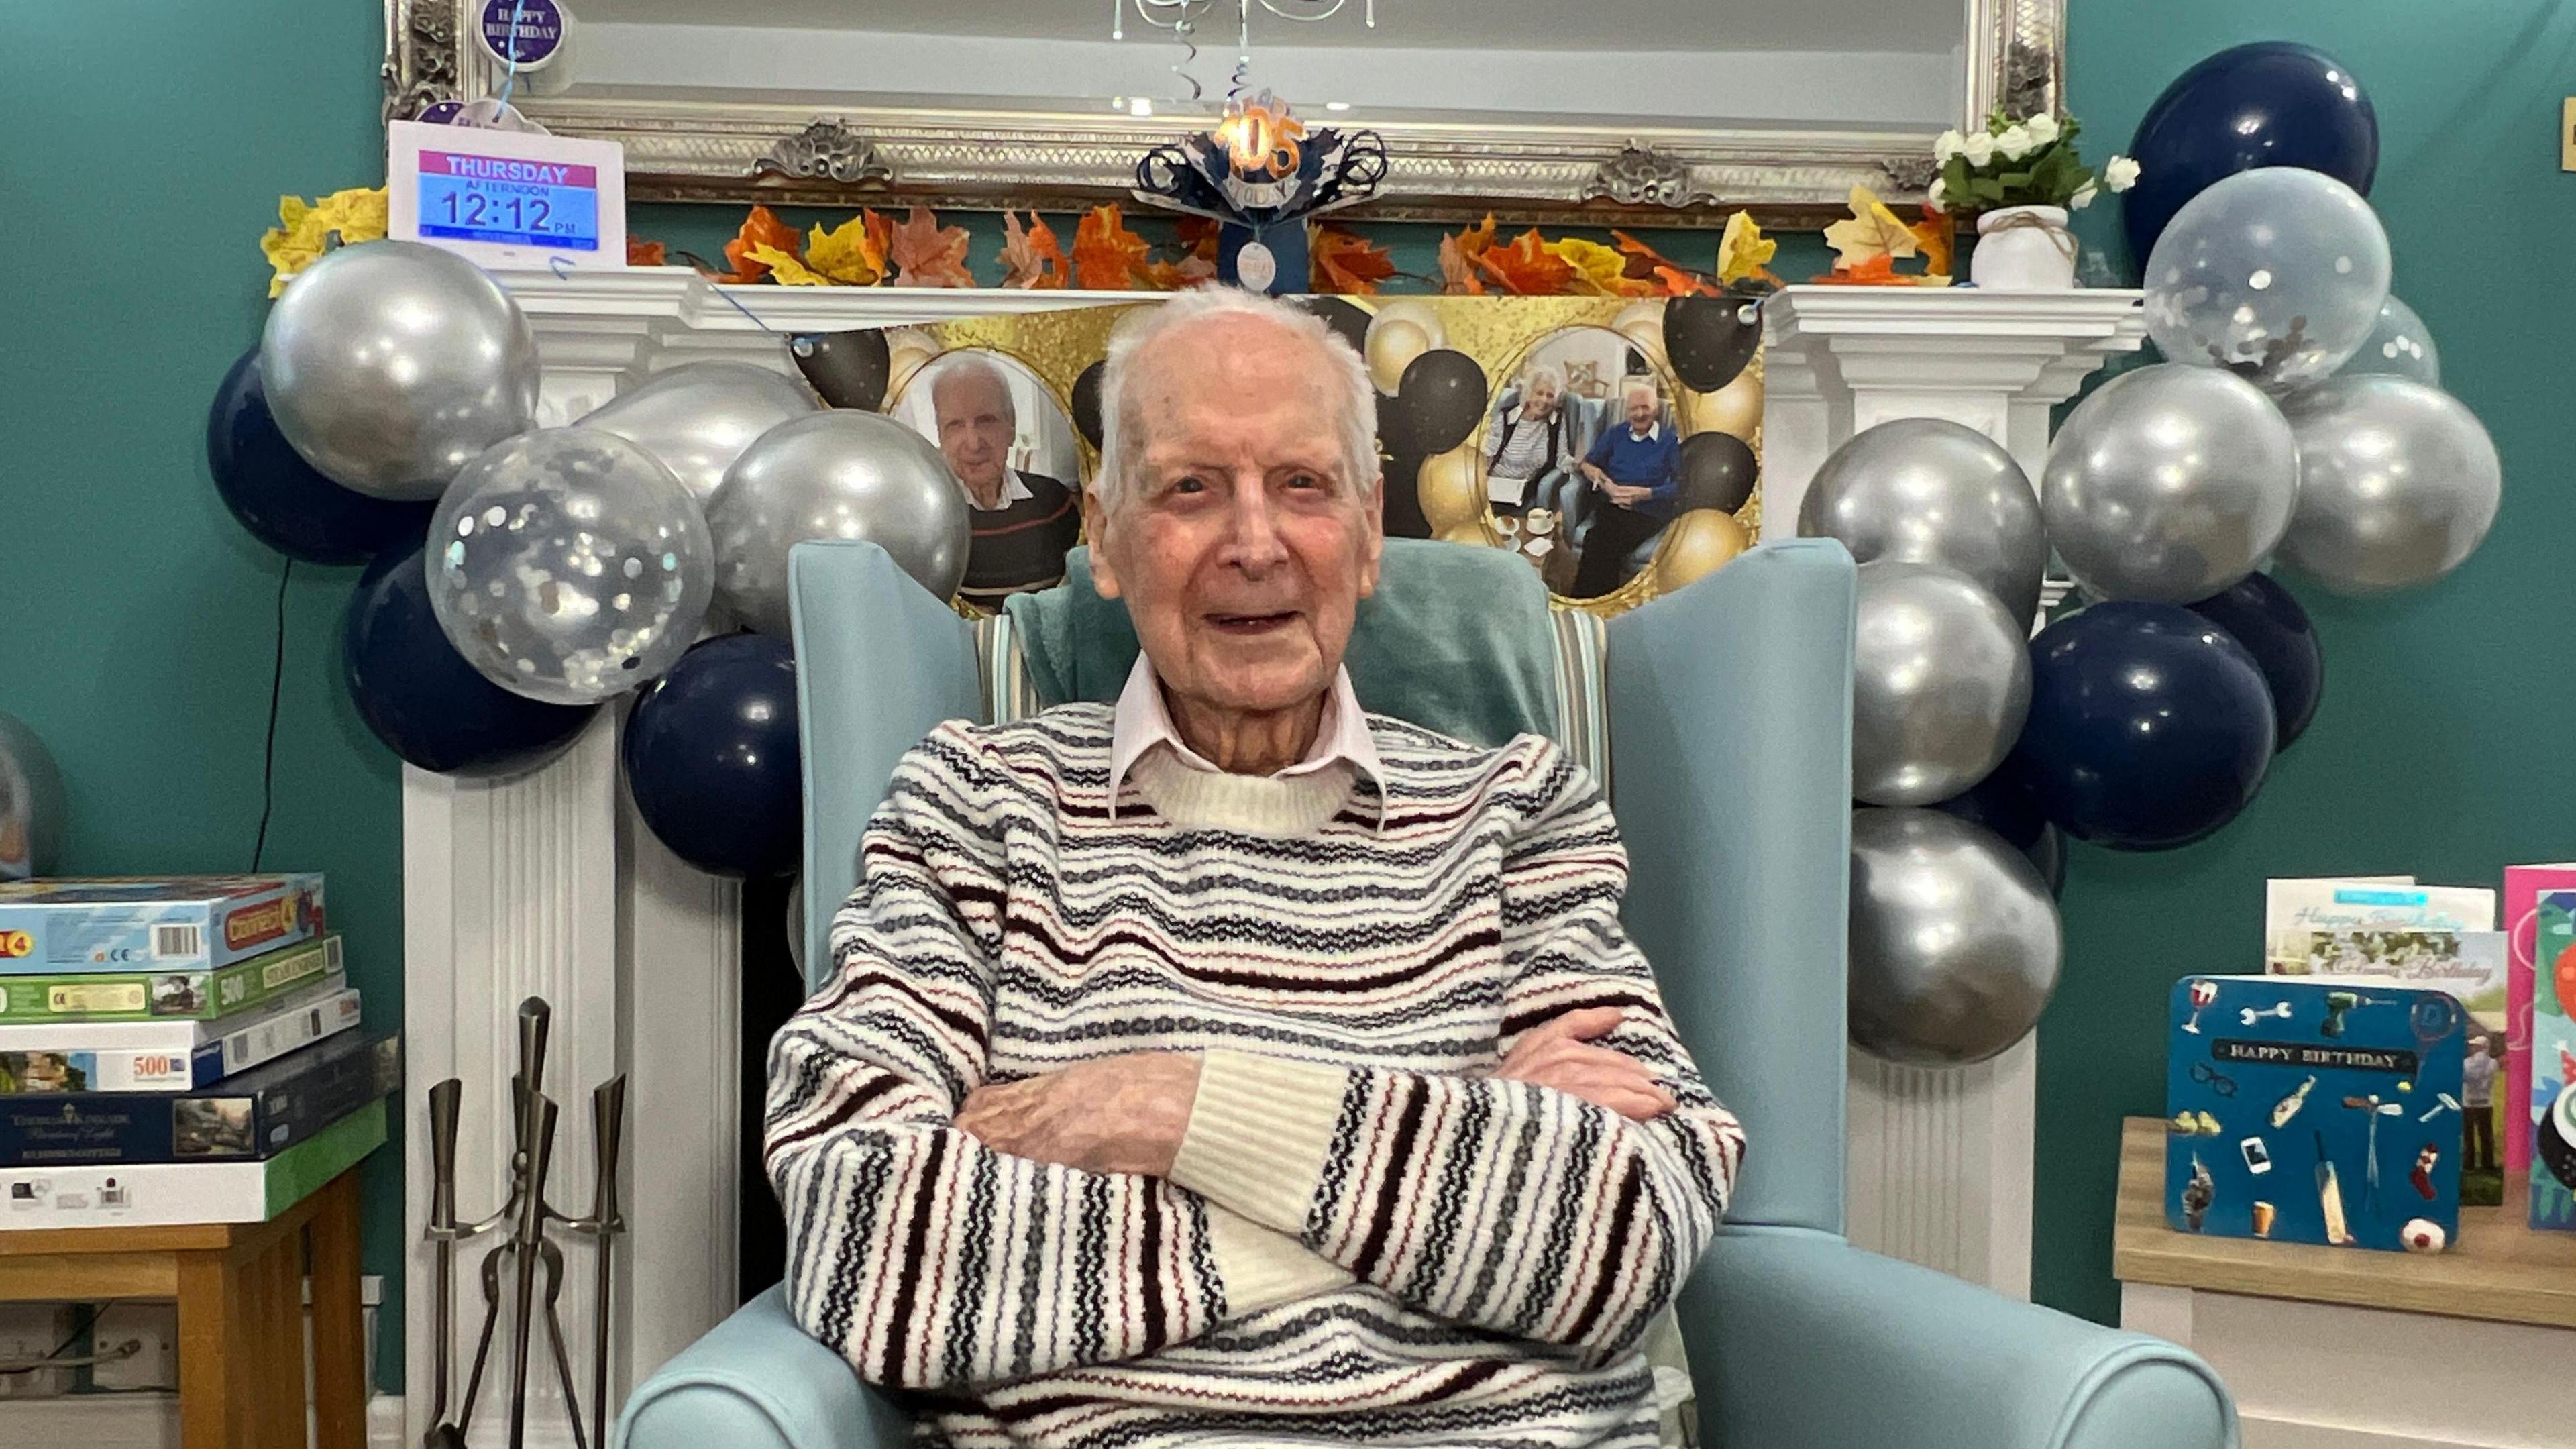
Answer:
[[251, 559, 292, 872]]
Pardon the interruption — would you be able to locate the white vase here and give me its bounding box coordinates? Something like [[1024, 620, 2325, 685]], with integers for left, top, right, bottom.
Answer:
[[1970, 205, 2077, 291]]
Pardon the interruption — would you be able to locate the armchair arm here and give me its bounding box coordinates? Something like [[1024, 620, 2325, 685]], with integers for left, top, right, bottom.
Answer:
[[1684, 1229, 2235, 1449], [614, 1286, 911, 1449]]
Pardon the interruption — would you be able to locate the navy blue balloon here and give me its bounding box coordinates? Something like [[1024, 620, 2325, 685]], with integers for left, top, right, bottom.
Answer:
[[2187, 572, 2323, 751], [1931, 770, 2066, 896], [622, 633, 801, 878], [343, 544, 598, 776], [2123, 42, 2379, 262], [208, 349, 436, 564], [2010, 602, 2277, 851]]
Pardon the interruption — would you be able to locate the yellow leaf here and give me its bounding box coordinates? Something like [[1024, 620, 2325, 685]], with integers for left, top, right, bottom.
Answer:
[[1715, 212, 1778, 286], [748, 244, 835, 287], [261, 187, 390, 298], [803, 215, 887, 286], [1546, 237, 1638, 296], [1821, 186, 1919, 270]]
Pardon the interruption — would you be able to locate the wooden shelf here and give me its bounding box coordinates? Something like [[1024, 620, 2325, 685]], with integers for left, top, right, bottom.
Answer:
[[2113, 1115, 2576, 1330]]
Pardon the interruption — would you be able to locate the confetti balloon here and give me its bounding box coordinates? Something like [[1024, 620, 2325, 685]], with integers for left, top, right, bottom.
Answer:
[[2335, 294, 2440, 386], [2142, 168, 2391, 393], [260, 241, 541, 500], [427, 427, 715, 706]]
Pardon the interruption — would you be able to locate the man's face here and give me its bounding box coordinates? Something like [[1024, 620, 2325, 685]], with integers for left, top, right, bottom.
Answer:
[[1089, 315, 1383, 719], [1524, 377, 1560, 419], [934, 368, 1014, 493], [1625, 389, 1657, 431]]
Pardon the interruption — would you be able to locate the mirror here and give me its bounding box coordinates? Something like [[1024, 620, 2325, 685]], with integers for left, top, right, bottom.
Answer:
[[385, 1, 2061, 222]]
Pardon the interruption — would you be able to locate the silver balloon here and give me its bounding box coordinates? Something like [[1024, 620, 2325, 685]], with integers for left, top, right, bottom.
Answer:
[[2276, 376, 2501, 596], [1795, 418, 2047, 631], [579, 362, 824, 505], [2334, 294, 2440, 386], [1853, 562, 2031, 808], [1849, 808, 2063, 1066], [786, 874, 808, 981], [706, 411, 972, 633], [0, 711, 66, 881], [260, 240, 541, 500], [2042, 364, 2299, 604], [427, 427, 715, 706], [2143, 168, 2392, 392]]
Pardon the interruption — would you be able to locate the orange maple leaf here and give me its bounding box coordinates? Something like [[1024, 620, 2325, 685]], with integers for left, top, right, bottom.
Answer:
[[1438, 215, 1497, 295], [1311, 227, 1397, 295], [722, 205, 801, 284], [1073, 204, 1154, 290], [1810, 254, 1904, 286], [1611, 230, 1719, 297], [889, 207, 975, 288], [1477, 227, 1576, 295], [999, 211, 1069, 290], [1176, 216, 1224, 264], [627, 238, 668, 268], [1137, 254, 1218, 290], [1911, 207, 1956, 281]]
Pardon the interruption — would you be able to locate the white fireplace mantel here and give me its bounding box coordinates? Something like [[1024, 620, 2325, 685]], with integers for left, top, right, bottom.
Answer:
[[402, 274, 2143, 1446]]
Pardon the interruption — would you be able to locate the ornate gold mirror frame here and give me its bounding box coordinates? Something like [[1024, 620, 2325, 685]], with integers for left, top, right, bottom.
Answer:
[[382, 2, 2062, 225]]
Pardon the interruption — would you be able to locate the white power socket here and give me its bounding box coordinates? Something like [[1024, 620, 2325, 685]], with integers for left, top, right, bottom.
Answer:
[[0, 1302, 76, 1398], [87, 1303, 177, 1393]]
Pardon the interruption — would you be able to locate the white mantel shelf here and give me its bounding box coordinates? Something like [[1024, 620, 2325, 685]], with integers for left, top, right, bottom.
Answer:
[[402, 276, 2144, 1447]]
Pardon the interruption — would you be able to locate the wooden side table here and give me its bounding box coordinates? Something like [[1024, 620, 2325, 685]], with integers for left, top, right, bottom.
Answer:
[[0, 1167, 366, 1448], [2112, 1116, 2576, 1447]]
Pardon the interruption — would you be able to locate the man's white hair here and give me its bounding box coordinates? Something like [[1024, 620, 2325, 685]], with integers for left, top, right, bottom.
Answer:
[[1093, 288, 1378, 515], [1519, 361, 1566, 394], [930, 352, 1018, 429], [1619, 374, 1660, 405]]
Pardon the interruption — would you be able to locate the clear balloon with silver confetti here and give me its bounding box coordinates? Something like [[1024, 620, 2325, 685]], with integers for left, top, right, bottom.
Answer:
[[1849, 807, 2063, 1066], [427, 427, 714, 706], [705, 411, 972, 633], [2277, 376, 2501, 596], [1852, 561, 2033, 808], [260, 240, 541, 500], [2142, 167, 2392, 393], [579, 361, 824, 506], [2043, 363, 2300, 604], [1796, 418, 2048, 632]]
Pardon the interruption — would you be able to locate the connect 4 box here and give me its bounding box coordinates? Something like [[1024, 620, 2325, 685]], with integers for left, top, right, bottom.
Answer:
[[0, 875, 323, 975]]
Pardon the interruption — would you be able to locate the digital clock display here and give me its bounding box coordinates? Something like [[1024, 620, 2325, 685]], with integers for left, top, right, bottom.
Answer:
[[415, 150, 599, 252]]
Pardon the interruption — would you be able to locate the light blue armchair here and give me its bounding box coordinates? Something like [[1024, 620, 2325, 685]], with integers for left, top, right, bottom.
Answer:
[[615, 537, 2236, 1449]]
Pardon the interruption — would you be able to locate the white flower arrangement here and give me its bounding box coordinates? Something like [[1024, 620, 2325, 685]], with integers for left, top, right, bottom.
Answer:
[[1928, 109, 2138, 217]]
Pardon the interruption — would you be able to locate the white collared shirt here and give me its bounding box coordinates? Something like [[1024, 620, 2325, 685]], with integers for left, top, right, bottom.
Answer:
[[1627, 420, 1661, 441], [1106, 655, 1383, 809], [967, 470, 1037, 511]]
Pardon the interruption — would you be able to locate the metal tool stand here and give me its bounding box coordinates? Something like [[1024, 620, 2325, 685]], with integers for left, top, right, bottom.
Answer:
[[422, 998, 629, 1449]]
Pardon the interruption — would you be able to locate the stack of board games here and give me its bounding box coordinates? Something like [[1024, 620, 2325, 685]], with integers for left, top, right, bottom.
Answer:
[[2167, 975, 2467, 1253], [0, 876, 397, 1226]]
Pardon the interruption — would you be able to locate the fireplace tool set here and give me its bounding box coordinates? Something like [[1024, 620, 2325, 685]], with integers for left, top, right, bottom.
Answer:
[[423, 998, 628, 1449]]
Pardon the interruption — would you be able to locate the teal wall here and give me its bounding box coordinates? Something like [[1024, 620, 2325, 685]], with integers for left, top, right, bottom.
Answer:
[[1, 0, 2566, 1401]]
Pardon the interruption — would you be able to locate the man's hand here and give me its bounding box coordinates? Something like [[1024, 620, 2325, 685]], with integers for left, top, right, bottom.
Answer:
[[953, 1051, 1203, 1177], [1491, 1006, 1675, 1120], [1580, 462, 1611, 489], [1602, 482, 1648, 508]]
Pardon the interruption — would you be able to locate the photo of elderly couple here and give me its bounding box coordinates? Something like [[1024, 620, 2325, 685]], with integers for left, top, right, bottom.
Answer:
[[1481, 329, 1690, 599]]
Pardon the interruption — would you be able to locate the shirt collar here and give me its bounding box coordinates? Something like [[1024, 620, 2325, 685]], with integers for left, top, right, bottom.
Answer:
[[968, 470, 1035, 510], [1108, 656, 1384, 826], [1627, 419, 1660, 441]]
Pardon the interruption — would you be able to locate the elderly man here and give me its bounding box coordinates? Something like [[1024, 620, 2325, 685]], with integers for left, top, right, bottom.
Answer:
[[767, 289, 1743, 1448], [930, 354, 1083, 613], [1571, 377, 1682, 597]]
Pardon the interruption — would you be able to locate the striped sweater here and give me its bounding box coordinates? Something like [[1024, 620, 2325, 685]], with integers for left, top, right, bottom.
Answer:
[[765, 706, 1744, 1447]]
